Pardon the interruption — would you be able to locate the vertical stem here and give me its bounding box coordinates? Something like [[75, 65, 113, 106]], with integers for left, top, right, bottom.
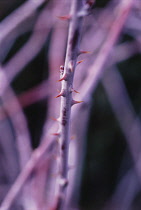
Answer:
[[56, 0, 84, 209]]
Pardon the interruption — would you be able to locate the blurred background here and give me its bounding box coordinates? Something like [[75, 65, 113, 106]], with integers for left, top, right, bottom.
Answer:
[[0, 0, 141, 209]]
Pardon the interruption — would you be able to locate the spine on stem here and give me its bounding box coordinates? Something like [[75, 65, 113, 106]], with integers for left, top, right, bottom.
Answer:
[[54, 0, 93, 209]]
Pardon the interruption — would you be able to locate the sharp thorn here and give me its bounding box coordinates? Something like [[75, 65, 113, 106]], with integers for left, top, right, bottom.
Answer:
[[57, 78, 64, 82], [74, 89, 80, 93], [71, 100, 83, 106], [77, 60, 84, 65], [55, 93, 62, 98], [55, 90, 66, 98], [51, 133, 60, 136], [57, 15, 71, 20], [71, 88, 80, 94], [50, 117, 58, 122], [57, 74, 67, 82], [79, 50, 91, 55]]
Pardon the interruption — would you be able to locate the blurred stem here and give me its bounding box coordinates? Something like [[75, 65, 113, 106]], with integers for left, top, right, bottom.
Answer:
[[102, 67, 141, 181]]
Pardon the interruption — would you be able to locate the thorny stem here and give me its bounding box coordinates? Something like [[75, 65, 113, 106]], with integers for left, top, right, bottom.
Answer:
[[55, 0, 84, 209], [0, 0, 134, 209]]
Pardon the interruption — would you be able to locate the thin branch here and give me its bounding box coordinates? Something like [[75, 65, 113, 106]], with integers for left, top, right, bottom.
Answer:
[[1, 88, 32, 168], [102, 67, 141, 178], [0, 72, 33, 209], [0, 0, 134, 208], [0, 0, 46, 43], [47, 21, 68, 122], [0, 39, 140, 121], [0, 136, 57, 210], [0, 1, 58, 96], [0, 67, 32, 168], [54, 0, 86, 209], [0, 0, 47, 62]]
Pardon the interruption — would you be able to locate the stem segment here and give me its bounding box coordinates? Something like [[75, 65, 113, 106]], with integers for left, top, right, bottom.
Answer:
[[55, 0, 84, 209]]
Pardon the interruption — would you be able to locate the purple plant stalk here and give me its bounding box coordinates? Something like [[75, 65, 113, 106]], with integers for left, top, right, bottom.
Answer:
[[0, 0, 134, 209], [0, 0, 60, 96], [54, 0, 91, 209], [0, 0, 46, 62], [103, 67, 141, 179], [0, 139, 56, 210]]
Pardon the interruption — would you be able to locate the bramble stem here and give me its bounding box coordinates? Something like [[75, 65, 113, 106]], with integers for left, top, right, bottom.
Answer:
[[55, 0, 84, 209]]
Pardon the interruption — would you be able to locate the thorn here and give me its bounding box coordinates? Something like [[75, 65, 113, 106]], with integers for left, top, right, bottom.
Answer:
[[55, 93, 62, 98], [57, 15, 71, 20], [58, 77, 64, 82], [55, 90, 66, 98], [73, 89, 79, 93], [71, 100, 83, 106], [57, 73, 67, 82], [79, 50, 91, 55], [77, 60, 84, 65], [71, 88, 80, 94], [51, 133, 60, 137], [50, 117, 58, 122]]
